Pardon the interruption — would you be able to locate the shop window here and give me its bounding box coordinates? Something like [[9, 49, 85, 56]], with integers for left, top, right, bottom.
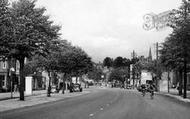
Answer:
[[0, 75, 5, 87], [2, 78, 5, 87]]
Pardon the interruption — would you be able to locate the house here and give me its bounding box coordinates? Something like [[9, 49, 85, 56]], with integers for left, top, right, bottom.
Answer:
[[0, 58, 20, 92], [0, 57, 47, 92], [0, 60, 8, 92]]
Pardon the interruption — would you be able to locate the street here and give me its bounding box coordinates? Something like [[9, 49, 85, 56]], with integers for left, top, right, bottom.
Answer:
[[0, 88, 190, 119]]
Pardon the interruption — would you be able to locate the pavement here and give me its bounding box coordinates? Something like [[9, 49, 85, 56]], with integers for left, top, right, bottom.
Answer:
[[158, 88, 190, 103], [0, 89, 90, 112], [0, 90, 47, 101]]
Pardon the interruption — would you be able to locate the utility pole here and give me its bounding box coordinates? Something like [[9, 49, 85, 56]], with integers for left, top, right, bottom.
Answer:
[[155, 42, 159, 91], [132, 50, 135, 89], [167, 71, 170, 93], [183, 0, 188, 98]]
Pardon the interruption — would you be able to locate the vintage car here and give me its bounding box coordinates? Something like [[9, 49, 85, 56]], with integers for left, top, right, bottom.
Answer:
[[70, 83, 83, 92]]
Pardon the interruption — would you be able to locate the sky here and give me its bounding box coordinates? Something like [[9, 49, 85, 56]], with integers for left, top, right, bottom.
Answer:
[[36, 0, 181, 62]]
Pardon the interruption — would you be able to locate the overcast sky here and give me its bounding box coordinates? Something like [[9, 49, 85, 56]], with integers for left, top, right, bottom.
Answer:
[[36, 0, 181, 62]]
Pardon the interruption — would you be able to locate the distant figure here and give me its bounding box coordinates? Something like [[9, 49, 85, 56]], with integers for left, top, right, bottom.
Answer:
[[149, 83, 155, 99], [141, 84, 147, 97], [13, 85, 17, 93], [13, 76, 18, 93]]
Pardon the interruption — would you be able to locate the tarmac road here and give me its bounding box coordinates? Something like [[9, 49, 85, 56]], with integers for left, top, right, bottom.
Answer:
[[1, 88, 190, 119]]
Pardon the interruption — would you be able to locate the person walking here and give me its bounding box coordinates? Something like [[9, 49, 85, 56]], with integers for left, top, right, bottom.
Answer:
[[149, 83, 155, 99]]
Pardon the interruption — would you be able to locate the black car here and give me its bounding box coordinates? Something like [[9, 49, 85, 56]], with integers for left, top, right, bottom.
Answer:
[[70, 83, 83, 92]]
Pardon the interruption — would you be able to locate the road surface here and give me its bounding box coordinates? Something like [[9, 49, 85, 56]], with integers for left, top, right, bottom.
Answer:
[[1, 88, 190, 119]]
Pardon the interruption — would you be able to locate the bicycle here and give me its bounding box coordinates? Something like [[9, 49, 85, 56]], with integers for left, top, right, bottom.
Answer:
[[150, 90, 154, 99], [142, 88, 146, 97]]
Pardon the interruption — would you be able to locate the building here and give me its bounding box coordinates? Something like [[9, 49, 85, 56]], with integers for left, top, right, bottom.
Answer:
[[0, 60, 8, 91], [0, 58, 20, 92], [0, 57, 47, 92]]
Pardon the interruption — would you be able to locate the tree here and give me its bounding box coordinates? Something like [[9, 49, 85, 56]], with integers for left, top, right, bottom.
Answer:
[[133, 61, 142, 80], [123, 58, 131, 78], [113, 56, 124, 68], [31, 39, 70, 96], [103, 57, 113, 68], [87, 64, 103, 82], [109, 68, 128, 85], [0, 0, 60, 100], [0, 0, 13, 62], [23, 62, 38, 77], [0, 0, 13, 92], [160, 1, 190, 98], [58, 46, 93, 82]]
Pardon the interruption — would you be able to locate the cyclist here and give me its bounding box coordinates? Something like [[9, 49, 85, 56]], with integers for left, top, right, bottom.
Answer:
[[149, 83, 155, 99], [141, 84, 146, 97]]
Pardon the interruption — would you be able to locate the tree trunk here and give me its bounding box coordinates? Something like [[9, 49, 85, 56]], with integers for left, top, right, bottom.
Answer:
[[179, 69, 183, 95], [19, 57, 25, 101], [167, 71, 170, 93], [47, 71, 51, 97], [183, 58, 187, 98], [6, 58, 11, 95], [62, 73, 66, 94]]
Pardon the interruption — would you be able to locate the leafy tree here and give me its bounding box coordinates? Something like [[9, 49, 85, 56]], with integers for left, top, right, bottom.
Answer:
[[103, 57, 113, 68], [131, 57, 139, 64], [0, 0, 13, 91], [87, 64, 103, 82], [0, 0, 12, 57], [0, 0, 60, 100], [58, 46, 93, 81], [160, 1, 190, 97], [123, 58, 131, 67], [133, 61, 142, 79], [113, 56, 124, 68], [123, 58, 131, 78], [23, 62, 38, 77], [109, 68, 128, 84], [30, 39, 70, 96]]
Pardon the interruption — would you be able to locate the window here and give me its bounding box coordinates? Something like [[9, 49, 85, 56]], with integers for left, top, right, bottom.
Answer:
[[0, 75, 5, 87], [2, 78, 5, 87]]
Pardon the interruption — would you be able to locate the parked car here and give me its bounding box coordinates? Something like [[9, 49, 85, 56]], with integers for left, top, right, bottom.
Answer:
[[126, 85, 132, 89], [51, 85, 57, 93], [70, 83, 82, 92]]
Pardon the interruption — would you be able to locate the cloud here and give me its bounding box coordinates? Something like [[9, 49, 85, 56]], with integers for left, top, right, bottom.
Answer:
[[37, 0, 181, 62]]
